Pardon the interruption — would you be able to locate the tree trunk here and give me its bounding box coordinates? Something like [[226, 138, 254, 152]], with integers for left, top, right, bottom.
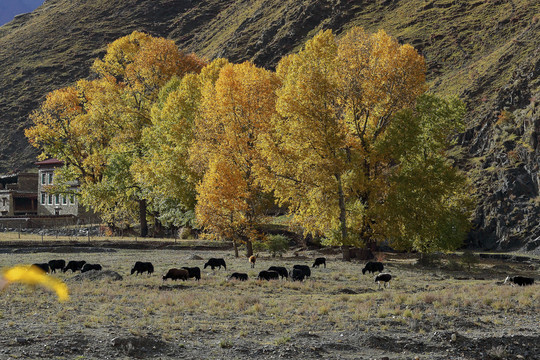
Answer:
[[336, 175, 350, 261], [139, 199, 148, 238], [342, 245, 351, 261], [153, 212, 163, 238], [246, 240, 253, 257], [233, 240, 239, 258]]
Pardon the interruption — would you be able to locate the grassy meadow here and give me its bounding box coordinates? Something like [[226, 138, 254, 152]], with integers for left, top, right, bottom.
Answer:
[[0, 246, 538, 359]]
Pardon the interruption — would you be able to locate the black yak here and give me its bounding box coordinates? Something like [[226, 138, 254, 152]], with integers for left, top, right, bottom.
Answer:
[[293, 265, 311, 278], [204, 258, 226, 270], [375, 273, 392, 289], [63, 260, 86, 273], [182, 266, 201, 281], [163, 268, 189, 281], [131, 262, 154, 275], [362, 261, 384, 275], [312, 257, 326, 268], [229, 272, 248, 281], [291, 268, 305, 281], [504, 276, 534, 286], [31, 263, 50, 273], [268, 266, 288, 279], [48, 259, 66, 273], [257, 270, 279, 281], [81, 263, 102, 273]]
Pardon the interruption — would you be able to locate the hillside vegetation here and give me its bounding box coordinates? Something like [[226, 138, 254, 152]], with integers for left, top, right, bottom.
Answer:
[[0, 0, 539, 251]]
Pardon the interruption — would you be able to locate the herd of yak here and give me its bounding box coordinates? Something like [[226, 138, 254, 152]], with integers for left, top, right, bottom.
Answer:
[[30, 257, 534, 288]]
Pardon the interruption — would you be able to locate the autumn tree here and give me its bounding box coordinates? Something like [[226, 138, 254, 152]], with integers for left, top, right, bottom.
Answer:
[[379, 94, 473, 253], [193, 61, 279, 256], [258, 28, 471, 260], [133, 58, 229, 230], [26, 31, 205, 235]]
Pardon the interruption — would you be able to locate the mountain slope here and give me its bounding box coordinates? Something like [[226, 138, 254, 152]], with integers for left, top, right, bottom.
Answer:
[[0, 0, 539, 251]]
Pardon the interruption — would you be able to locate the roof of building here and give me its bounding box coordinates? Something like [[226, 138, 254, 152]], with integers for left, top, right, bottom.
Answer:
[[35, 158, 64, 166], [0, 174, 18, 182]]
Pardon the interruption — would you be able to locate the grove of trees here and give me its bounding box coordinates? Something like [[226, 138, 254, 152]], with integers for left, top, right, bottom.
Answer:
[[26, 28, 473, 259]]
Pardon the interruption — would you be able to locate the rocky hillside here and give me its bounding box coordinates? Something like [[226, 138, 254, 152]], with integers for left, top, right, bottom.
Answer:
[[0, 0, 539, 251]]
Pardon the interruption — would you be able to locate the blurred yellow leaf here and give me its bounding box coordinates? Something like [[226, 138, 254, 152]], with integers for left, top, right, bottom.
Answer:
[[2, 265, 69, 302]]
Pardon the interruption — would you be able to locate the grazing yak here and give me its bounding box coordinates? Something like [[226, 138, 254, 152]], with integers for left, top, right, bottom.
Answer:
[[32, 263, 50, 273], [249, 255, 257, 268], [48, 260, 66, 273], [63, 260, 86, 273], [293, 265, 311, 278], [163, 268, 189, 281], [182, 266, 201, 281], [504, 276, 534, 286], [291, 268, 305, 281], [131, 262, 154, 275], [312, 257, 326, 268], [204, 258, 227, 270], [257, 270, 279, 281], [229, 272, 248, 281], [375, 273, 392, 289], [268, 266, 288, 279], [362, 261, 384, 275], [81, 263, 102, 273]]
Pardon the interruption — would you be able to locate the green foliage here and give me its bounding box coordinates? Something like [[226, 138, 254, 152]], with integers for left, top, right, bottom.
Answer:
[[415, 253, 442, 267], [151, 199, 196, 229], [381, 95, 473, 253], [26, 28, 473, 252], [254, 234, 290, 257], [265, 234, 290, 257], [460, 250, 479, 270], [26, 31, 206, 235]]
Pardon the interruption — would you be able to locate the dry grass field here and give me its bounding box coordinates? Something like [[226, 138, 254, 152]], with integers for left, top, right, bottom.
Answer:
[[0, 245, 538, 359]]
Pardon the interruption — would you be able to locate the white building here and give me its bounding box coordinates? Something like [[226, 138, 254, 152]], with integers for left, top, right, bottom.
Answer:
[[36, 159, 80, 216]]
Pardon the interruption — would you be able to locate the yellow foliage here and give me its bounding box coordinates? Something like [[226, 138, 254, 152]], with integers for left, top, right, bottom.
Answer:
[[1, 265, 69, 302], [260, 26, 428, 249], [26, 31, 206, 230], [194, 61, 279, 245]]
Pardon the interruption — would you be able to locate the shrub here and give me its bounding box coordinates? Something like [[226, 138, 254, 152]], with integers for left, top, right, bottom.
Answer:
[[460, 250, 478, 270], [254, 234, 290, 257], [416, 253, 441, 267], [219, 339, 233, 348]]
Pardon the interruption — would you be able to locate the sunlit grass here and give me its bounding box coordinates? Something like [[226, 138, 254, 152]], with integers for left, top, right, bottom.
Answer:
[[0, 249, 537, 355]]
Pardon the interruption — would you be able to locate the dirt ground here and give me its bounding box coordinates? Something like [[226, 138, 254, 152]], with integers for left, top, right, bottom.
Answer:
[[0, 246, 538, 360]]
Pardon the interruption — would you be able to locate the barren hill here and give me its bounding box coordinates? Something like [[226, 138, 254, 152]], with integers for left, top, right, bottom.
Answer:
[[0, 0, 539, 251]]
